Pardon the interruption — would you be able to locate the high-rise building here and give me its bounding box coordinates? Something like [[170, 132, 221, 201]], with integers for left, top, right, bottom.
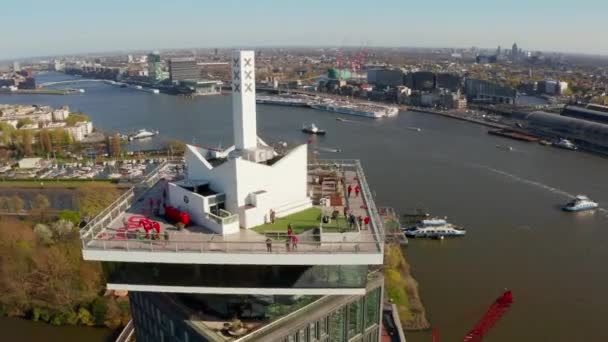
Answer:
[[12, 61, 20, 72], [80, 51, 386, 342], [147, 52, 164, 83], [169, 58, 200, 83], [496, 46, 501, 56], [511, 43, 519, 62]]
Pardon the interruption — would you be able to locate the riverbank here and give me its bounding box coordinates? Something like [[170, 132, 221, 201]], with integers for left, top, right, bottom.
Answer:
[[384, 244, 430, 331], [0, 88, 80, 95]]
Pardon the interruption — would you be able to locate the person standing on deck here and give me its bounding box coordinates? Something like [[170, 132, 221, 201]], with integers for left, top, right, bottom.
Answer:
[[266, 238, 272, 252], [270, 209, 276, 224], [358, 215, 363, 229], [287, 224, 293, 237], [364, 216, 370, 230], [347, 184, 353, 197], [291, 235, 299, 250], [355, 184, 361, 197]]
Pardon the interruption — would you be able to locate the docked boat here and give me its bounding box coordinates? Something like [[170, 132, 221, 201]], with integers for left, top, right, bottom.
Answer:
[[553, 138, 577, 150], [310, 101, 398, 119], [302, 123, 326, 135], [539, 140, 553, 146], [128, 129, 159, 141], [256, 95, 311, 107], [403, 218, 466, 239], [563, 195, 598, 212]]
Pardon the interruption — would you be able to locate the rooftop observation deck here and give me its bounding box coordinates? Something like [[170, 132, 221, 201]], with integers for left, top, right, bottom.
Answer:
[[80, 160, 385, 266]]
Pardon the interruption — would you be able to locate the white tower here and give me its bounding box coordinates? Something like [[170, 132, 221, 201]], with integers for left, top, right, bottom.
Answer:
[[232, 50, 257, 151]]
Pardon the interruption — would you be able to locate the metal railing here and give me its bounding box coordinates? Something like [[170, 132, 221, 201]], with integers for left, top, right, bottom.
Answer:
[[207, 210, 239, 225], [83, 232, 381, 254], [309, 159, 385, 240], [79, 161, 179, 243], [81, 159, 385, 255]]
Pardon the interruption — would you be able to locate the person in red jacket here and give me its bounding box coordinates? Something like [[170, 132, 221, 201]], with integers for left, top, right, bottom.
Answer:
[[364, 216, 370, 230], [347, 184, 353, 197], [355, 184, 361, 197]]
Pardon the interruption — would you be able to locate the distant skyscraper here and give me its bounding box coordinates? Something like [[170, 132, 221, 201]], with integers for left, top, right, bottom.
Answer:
[[147, 52, 164, 83], [512, 43, 519, 62], [12, 61, 20, 72], [497, 46, 501, 56]]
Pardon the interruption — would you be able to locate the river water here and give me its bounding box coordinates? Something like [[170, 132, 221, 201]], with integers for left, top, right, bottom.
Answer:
[[2, 73, 608, 341]]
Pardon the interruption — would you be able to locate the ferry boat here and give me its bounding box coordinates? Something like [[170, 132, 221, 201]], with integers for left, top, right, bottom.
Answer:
[[310, 101, 398, 119], [302, 123, 326, 135], [403, 218, 466, 239], [563, 195, 598, 212], [128, 129, 159, 141], [553, 138, 578, 150], [256, 95, 311, 107]]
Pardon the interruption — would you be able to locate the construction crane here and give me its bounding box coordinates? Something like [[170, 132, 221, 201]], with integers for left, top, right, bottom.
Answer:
[[432, 291, 514, 342], [463, 291, 513, 341]]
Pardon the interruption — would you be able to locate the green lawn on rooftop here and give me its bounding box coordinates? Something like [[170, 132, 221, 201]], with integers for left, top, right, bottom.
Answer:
[[252, 207, 354, 236]]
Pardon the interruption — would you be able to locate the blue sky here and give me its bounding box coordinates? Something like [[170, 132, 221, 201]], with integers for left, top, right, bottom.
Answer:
[[2, 0, 607, 59]]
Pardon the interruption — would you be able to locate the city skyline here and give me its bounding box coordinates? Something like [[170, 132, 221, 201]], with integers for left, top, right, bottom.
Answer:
[[2, 0, 608, 60]]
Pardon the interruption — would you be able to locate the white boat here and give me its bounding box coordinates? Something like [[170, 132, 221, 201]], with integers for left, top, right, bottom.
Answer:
[[310, 101, 398, 119], [108, 173, 123, 179], [128, 129, 159, 141], [403, 218, 466, 239], [302, 123, 326, 135], [563, 195, 598, 212], [554, 138, 577, 150], [256, 95, 311, 107]]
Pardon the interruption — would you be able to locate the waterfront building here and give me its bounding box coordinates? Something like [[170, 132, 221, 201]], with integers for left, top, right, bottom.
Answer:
[[178, 80, 222, 96], [366, 68, 404, 87], [169, 58, 200, 83], [525, 111, 608, 154], [148, 52, 164, 83], [80, 50, 386, 342], [464, 78, 516, 104], [561, 105, 608, 125], [436, 73, 461, 91], [407, 71, 436, 91]]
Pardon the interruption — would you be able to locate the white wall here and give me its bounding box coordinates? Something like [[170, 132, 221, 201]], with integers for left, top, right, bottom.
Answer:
[[167, 182, 239, 235], [232, 50, 257, 150], [182, 142, 310, 230]]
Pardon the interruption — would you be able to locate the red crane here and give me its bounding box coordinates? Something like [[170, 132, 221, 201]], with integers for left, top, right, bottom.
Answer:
[[432, 291, 514, 342], [463, 291, 514, 341]]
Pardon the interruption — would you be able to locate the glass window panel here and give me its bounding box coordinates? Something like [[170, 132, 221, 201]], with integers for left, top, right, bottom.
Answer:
[[365, 288, 381, 329], [348, 299, 364, 338], [329, 308, 345, 342]]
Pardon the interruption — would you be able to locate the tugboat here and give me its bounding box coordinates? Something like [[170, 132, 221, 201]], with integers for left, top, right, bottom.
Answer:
[[553, 138, 578, 150], [563, 195, 598, 212], [403, 218, 466, 239], [128, 129, 159, 141], [302, 123, 326, 135]]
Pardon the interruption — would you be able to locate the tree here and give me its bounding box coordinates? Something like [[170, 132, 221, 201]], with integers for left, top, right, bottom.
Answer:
[[16, 118, 34, 129], [166, 139, 186, 156], [34, 223, 53, 245], [8, 195, 24, 213], [65, 113, 90, 127], [58, 210, 81, 226], [31, 194, 51, 219], [50, 219, 74, 240], [108, 133, 121, 157], [76, 183, 121, 217], [39, 129, 53, 153], [0, 122, 16, 145], [0, 196, 8, 212], [19, 130, 33, 156]]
